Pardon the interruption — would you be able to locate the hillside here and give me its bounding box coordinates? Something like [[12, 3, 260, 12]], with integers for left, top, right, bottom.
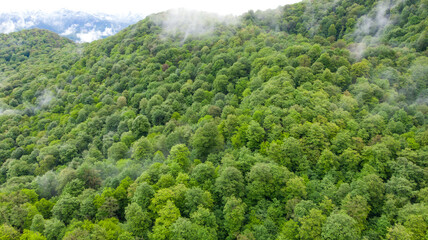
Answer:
[[0, 0, 427, 239]]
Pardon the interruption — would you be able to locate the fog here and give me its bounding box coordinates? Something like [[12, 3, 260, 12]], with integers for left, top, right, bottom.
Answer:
[[351, 0, 403, 58], [151, 9, 239, 43]]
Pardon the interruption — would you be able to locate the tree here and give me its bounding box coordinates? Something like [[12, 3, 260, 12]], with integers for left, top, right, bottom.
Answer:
[[184, 187, 213, 216], [285, 176, 307, 200], [294, 67, 314, 86], [35, 199, 54, 219], [78, 190, 97, 220], [51, 194, 79, 224], [213, 75, 229, 94], [299, 209, 326, 240], [246, 162, 291, 202], [125, 202, 151, 238], [150, 200, 181, 240], [96, 197, 119, 220], [76, 163, 101, 189], [30, 214, 45, 233], [404, 214, 427, 240], [62, 179, 85, 197], [223, 197, 246, 238], [107, 142, 128, 161], [317, 149, 338, 174], [0, 224, 20, 240], [322, 212, 360, 240], [335, 66, 351, 89], [328, 24, 337, 37], [246, 120, 265, 150], [43, 218, 65, 240], [386, 224, 412, 240], [133, 136, 153, 160], [168, 144, 191, 171], [341, 194, 371, 230], [191, 161, 216, 190], [215, 166, 245, 199], [132, 182, 155, 209], [191, 121, 224, 159], [277, 220, 299, 240], [132, 115, 150, 137], [20, 230, 47, 240]]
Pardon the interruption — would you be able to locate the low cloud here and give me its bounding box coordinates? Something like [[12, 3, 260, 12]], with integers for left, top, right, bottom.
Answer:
[[0, 108, 20, 116], [60, 24, 78, 36], [0, 10, 139, 42], [152, 9, 238, 43], [0, 14, 35, 33], [76, 27, 114, 42], [36, 90, 55, 109], [350, 0, 403, 59]]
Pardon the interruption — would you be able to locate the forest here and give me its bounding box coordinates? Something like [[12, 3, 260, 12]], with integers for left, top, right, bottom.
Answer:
[[0, 0, 427, 239]]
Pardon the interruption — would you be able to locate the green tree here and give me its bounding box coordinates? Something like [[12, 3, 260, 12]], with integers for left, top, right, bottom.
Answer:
[[215, 166, 245, 199], [184, 187, 213, 216], [246, 120, 265, 150], [43, 218, 65, 240], [133, 137, 153, 160], [20, 230, 46, 240], [125, 202, 151, 238], [150, 200, 181, 240], [107, 142, 128, 161], [132, 115, 150, 137], [299, 209, 326, 240], [213, 75, 229, 94], [386, 224, 412, 240], [52, 194, 79, 224], [328, 24, 337, 37], [223, 196, 246, 238], [0, 224, 20, 240], [168, 144, 191, 171], [132, 182, 155, 209], [191, 121, 224, 159], [341, 194, 371, 230], [322, 212, 360, 240], [277, 219, 299, 240], [30, 214, 45, 234]]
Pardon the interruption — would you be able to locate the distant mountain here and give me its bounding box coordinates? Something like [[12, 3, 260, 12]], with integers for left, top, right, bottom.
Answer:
[[0, 9, 143, 42]]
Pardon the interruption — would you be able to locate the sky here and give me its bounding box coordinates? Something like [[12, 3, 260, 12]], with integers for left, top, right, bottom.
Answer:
[[0, 0, 302, 16]]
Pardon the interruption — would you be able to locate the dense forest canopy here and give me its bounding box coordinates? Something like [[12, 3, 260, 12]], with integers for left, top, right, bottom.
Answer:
[[0, 0, 427, 239]]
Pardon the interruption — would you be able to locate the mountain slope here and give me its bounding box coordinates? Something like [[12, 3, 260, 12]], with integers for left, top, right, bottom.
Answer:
[[0, 0, 427, 239]]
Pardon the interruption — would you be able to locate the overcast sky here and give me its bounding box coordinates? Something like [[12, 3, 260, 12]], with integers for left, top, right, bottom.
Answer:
[[1, 0, 302, 16]]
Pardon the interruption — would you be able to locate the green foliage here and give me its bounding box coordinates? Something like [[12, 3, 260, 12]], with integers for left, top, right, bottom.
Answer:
[[43, 218, 65, 240], [150, 200, 181, 240], [51, 194, 79, 224], [322, 212, 360, 240], [124, 202, 151, 238], [191, 121, 224, 159], [299, 209, 327, 240], [223, 196, 246, 238], [0, 1, 426, 239]]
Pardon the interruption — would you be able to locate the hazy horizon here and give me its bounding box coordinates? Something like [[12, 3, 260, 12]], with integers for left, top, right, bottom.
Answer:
[[0, 0, 302, 16]]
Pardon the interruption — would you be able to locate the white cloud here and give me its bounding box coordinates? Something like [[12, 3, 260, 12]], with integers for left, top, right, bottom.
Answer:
[[153, 9, 238, 43], [76, 27, 114, 42], [60, 24, 78, 35], [0, 20, 17, 33], [0, 15, 35, 33], [350, 0, 404, 59]]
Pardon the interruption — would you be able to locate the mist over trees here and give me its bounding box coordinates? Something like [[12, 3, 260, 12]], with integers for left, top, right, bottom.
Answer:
[[0, 0, 427, 239]]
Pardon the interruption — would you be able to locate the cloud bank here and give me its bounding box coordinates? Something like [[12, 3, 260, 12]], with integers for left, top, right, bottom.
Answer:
[[151, 9, 238, 43], [0, 10, 141, 42]]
